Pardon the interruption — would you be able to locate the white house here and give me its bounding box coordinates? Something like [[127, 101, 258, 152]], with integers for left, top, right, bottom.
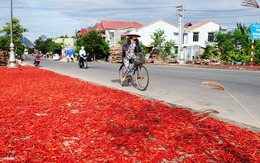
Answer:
[[185, 20, 220, 48], [95, 20, 143, 46], [113, 27, 138, 45], [182, 20, 221, 60], [133, 19, 221, 61], [137, 18, 179, 46]]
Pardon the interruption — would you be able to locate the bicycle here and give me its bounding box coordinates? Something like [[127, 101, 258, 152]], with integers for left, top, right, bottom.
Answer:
[[119, 54, 149, 91]]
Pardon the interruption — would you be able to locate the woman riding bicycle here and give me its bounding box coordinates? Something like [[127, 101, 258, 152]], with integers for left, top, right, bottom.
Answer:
[[122, 31, 142, 82]]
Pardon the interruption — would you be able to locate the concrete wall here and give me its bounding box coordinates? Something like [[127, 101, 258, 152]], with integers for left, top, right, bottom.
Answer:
[[54, 38, 75, 48]]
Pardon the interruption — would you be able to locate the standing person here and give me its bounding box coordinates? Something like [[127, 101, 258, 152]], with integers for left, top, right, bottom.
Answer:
[[122, 31, 142, 81], [70, 49, 75, 62], [65, 49, 70, 62], [79, 46, 86, 57], [79, 46, 86, 67]]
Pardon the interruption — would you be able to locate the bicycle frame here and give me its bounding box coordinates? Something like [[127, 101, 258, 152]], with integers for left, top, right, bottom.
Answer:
[[119, 60, 149, 91]]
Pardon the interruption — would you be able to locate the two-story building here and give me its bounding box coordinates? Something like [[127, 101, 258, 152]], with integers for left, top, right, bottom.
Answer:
[[131, 19, 222, 61], [183, 20, 221, 60]]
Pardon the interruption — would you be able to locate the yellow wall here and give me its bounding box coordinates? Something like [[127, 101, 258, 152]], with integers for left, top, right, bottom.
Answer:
[[54, 38, 75, 48]]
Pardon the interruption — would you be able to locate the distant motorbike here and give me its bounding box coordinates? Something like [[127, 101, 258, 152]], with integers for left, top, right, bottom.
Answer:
[[34, 55, 40, 67], [79, 53, 89, 69]]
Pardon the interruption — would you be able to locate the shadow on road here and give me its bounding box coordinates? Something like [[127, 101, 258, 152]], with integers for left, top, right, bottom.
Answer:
[[111, 79, 120, 83]]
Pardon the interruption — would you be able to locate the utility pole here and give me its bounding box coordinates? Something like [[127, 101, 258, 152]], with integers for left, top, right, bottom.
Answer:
[[177, 0, 184, 64], [241, 0, 259, 65], [8, 0, 16, 68]]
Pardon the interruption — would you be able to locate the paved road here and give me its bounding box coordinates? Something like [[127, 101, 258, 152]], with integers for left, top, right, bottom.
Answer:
[[24, 55, 260, 131]]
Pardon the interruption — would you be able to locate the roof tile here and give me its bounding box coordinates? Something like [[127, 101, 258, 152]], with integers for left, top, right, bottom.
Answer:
[[98, 20, 143, 30], [186, 20, 219, 31]]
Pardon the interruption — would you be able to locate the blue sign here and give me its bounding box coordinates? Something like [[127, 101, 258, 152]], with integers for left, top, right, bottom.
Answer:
[[250, 24, 260, 40]]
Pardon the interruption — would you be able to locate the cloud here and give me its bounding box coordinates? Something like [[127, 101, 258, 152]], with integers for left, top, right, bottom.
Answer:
[[0, 0, 259, 42]]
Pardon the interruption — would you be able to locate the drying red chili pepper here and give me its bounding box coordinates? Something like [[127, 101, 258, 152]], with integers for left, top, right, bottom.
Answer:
[[0, 66, 259, 162]]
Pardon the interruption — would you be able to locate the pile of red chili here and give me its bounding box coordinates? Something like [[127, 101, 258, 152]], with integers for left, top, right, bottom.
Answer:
[[0, 66, 259, 162]]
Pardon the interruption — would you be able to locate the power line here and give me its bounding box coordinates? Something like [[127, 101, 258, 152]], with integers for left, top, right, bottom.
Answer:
[[0, 5, 177, 10], [184, 8, 260, 19]]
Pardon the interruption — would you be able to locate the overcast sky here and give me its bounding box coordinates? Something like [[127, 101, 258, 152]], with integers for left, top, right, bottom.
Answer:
[[0, 0, 259, 42]]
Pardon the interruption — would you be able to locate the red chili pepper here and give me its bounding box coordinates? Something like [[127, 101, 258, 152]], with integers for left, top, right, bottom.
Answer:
[[0, 66, 259, 162]]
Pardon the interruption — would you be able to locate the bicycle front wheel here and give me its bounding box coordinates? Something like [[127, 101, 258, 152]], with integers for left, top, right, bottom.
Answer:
[[119, 64, 128, 86], [135, 65, 149, 91]]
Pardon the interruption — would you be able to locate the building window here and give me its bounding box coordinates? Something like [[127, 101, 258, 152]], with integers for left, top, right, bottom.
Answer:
[[208, 32, 214, 42], [174, 32, 178, 36], [193, 32, 199, 42]]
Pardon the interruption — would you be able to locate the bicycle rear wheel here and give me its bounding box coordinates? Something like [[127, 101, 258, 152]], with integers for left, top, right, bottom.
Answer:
[[135, 65, 149, 91], [84, 60, 88, 69]]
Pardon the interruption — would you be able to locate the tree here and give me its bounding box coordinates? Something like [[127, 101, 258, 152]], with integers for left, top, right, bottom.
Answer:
[[60, 35, 69, 38], [76, 30, 110, 61], [214, 31, 235, 63], [28, 47, 34, 54], [44, 38, 55, 53], [0, 18, 28, 56], [0, 18, 28, 45], [34, 36, 62, 54], [118, 38, 126, 45], [34, 35, 47, 53], [203, 23, 260, 65], [150, 29, 175, 58], [210, 23, 260, 64], [49, 43, 62, 54], [201, 44, 219, 59], [0, 36, 10, 51], [151, 29, 166, 50], [16, 44, 25, 57]]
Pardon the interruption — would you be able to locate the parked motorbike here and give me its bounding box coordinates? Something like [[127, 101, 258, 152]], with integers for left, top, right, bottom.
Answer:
[[79, 53, 89, 69], [34, 55, 40, 67]]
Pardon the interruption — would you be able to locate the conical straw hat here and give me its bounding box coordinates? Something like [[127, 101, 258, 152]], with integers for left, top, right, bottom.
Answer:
[[127, 31, 141, 37]]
